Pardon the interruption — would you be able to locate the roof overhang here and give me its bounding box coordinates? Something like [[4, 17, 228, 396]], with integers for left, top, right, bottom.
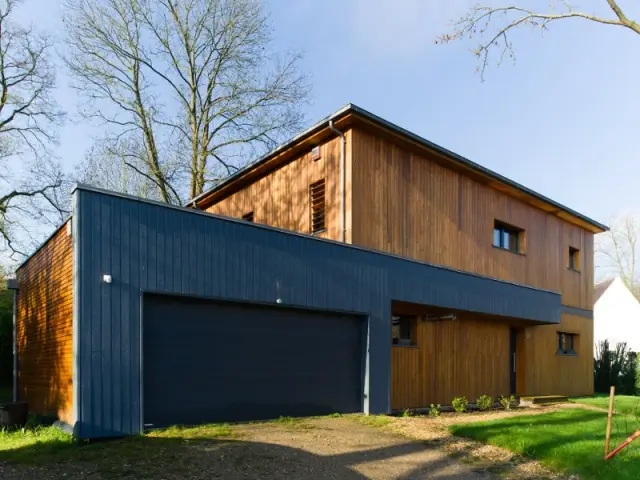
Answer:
[[188, 104, 608, 234]]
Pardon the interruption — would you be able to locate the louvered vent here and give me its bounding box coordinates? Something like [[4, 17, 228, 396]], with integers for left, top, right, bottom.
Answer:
[[309, 179, 325, 234]]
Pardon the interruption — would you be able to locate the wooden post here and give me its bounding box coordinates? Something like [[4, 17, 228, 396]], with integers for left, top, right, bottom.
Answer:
[[605, 386, 615, 457]]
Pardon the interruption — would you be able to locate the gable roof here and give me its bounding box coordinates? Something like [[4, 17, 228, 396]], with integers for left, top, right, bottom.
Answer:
[[594, 278, 615, 303], [187, 103, 608, 233]]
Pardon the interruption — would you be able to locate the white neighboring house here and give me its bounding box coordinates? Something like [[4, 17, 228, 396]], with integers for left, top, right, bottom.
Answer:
[[594, 277, 640, 353]]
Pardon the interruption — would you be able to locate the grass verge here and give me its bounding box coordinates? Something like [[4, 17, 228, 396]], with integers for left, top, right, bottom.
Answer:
[[570, 394, 640, 416], [450, 407, 640, 480]]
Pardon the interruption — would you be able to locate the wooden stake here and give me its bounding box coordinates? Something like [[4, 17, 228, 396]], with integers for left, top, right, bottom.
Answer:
[[605, 386, 615, 457]]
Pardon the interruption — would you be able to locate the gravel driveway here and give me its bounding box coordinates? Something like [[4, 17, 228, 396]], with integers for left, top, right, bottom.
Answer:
[[0, 416, 496, 479]]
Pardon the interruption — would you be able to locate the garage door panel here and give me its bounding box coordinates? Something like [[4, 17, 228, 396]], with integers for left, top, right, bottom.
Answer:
[[143, 295, 363, 427]]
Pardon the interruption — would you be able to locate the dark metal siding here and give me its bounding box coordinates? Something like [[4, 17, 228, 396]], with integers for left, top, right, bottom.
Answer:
[[74, 186, 561, 439], [143, 294, 364, 427]]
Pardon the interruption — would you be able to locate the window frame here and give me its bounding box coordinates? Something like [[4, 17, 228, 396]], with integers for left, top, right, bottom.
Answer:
[[493, 220, 525, 254], [557, 332, 577, 356], [391, 315, 417, 347], [568, 246, 581, 271]]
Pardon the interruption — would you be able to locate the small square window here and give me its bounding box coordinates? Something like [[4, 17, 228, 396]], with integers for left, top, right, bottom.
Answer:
[[493, 220, 524, 254], [391, 315, 417, 346], [557, 332, 577, 355], [569, 247, 580, 271], [242, 211, 254, 222], [311, 146, 321, 161]]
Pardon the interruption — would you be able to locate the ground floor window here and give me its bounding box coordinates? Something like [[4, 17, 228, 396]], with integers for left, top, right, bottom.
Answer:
[[557, 332, 577, 355], [392, 315, 417, 346]]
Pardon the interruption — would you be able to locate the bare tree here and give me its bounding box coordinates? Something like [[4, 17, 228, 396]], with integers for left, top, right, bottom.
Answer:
[[437, 1, 639, 80], [0, 0, 68, 259], [596, 213, 640, 298], [64, 0, 309, 205]]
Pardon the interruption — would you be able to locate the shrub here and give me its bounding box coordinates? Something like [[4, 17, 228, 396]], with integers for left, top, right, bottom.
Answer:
[[452, 396, 468, 413], [595, 340, 637, 395], [476, 395, 493, 411], [499, 395, 516, 410], [429, 404, 441, 417], [401, 409, 414, 418]]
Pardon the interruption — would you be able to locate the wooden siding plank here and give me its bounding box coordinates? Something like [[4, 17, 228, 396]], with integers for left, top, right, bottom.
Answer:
[[16, 224, 74, 424]]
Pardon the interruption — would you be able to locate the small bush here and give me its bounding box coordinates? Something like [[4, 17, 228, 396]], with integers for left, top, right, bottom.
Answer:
[[429, 404, 441, 417], [499, 395, 516, 410], [401, 409, 414, 418], [452, 396, 468, 413], [476, 395, 493, 411]]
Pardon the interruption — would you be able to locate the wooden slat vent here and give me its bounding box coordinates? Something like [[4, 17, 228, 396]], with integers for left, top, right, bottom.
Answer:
[[309, 179, 325, 234]]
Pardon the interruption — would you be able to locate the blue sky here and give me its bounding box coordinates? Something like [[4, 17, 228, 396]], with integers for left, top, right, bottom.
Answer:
[[16, 0, 640, 226]]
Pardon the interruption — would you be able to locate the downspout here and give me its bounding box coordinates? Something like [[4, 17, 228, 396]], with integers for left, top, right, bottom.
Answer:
[[7, 278, 18, 403], [328, 120, 346, 243]]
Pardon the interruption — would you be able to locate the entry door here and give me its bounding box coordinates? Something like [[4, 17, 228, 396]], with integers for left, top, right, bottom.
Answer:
[[510, 328, 517, 394]]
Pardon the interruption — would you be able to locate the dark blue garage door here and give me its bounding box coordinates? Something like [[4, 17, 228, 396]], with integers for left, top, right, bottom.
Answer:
[[143, 294, 364, 428]]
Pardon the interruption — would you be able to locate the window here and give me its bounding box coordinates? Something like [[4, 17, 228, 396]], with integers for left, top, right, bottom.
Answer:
[[493, 220, 524, 253], [391, 315, 417, 346], [557, 332, 577, 355], [309, 179, 326, 233], [242, 211, 254, 222], [311, 146, 321, 161], [569, 247, 581, 271]]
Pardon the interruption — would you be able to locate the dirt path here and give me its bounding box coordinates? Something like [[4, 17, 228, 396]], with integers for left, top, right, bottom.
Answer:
[[0, 416, 497, 480]]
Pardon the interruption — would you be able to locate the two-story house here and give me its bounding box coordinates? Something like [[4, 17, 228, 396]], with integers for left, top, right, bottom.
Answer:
[[12, 104, 606, 439]]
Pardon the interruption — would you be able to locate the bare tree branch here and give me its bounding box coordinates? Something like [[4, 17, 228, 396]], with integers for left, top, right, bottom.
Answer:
[[0, 0, 68, 260], [65, 0, 309, 204], [596, 214, 640, 299], [437, 1, 640, 80]]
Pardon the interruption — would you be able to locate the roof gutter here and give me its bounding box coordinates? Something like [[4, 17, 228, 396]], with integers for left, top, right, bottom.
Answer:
[[328, 120, 346, 243]]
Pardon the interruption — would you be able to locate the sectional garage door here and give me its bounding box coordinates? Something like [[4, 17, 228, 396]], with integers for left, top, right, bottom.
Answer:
[[143, 294, 365, 428]]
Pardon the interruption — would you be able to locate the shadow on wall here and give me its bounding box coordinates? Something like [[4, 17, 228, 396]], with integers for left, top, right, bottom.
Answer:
[[0, 288, 13, 391]]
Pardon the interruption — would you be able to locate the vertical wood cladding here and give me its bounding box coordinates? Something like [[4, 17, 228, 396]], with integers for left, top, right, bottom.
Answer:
[[390, 313, 593, 410], [206, 135, 348, 241], [391, 315, 510, 410], [351, 128, 594, 310], [16, 224, 73, 424], [523, 313, 594, 397]]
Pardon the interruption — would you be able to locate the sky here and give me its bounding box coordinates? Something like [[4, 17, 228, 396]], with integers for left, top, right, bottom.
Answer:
[[13, 0, 640, 227]]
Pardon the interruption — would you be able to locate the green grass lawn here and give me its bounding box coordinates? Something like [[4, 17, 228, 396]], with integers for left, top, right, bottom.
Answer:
[[450, 408, 640, 480], [570, 394, 640, 416]]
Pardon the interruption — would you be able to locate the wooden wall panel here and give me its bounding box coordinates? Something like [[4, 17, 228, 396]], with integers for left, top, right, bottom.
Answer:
[[206, 135, 348, 241], [391, 315, 511, 410], [523, 313, 594, 397], [351, 128, 594, 310], [16, 223, 73, 423]]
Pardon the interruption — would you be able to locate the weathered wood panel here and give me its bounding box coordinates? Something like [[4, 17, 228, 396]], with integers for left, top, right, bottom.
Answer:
[[523, 313, 594, 397], [206, 135, 350, 241], [16, 223, 73, 424], [391, 314, 512, 409], [351, 128, 594, 310]]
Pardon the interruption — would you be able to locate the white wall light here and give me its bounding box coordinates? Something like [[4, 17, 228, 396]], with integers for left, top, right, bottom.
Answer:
[[103, 274, 112, 284]]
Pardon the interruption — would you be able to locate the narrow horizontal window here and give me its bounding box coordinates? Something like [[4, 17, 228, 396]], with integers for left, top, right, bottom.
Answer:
[[569, 246, 580, 270], [557, 332, 577, 355], [309, 179, 325, 234], [493, 220, 525, 254], [242, 211, 254, 222]]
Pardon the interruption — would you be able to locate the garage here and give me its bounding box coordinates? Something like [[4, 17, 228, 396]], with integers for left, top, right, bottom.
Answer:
[[142, 294, 365, 428]]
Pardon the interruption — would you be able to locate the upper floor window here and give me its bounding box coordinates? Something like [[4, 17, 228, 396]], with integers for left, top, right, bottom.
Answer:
[[242, 211, 254, 222], [569, 246, 581, 271], [557, 332, 577, 355], [309, 179, 326, 234], [392, 315, 417, 346], [493, 220, 524, 254]]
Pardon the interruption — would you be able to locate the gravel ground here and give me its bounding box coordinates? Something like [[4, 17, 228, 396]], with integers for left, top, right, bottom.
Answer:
[[0, 405, 586, 480], [0, 416, 496, 480]]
